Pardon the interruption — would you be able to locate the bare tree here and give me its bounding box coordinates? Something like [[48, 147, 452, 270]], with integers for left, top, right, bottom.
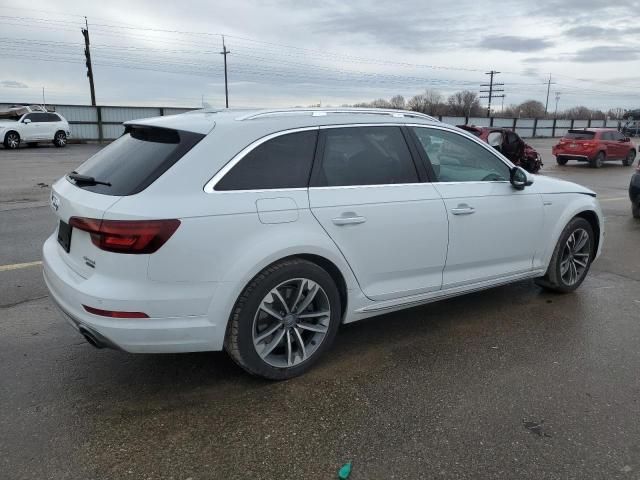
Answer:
[[446, 90, 482, 116], [389, 95, 406, 109], [407, 89, 444, 115], [517, 100, 546, 118]]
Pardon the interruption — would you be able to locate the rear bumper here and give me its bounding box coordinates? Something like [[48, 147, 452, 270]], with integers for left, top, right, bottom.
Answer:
[[42, 234, 224, 353]]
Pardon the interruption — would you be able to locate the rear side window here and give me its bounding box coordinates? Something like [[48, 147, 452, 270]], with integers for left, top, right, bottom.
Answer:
[[215, 130, 318, 191], [565, 130, 595, 140], [46, 113, 61, 122], [25, 113, 48, 122], [72, 125, 204, 196], [314, 126, 418, 187]]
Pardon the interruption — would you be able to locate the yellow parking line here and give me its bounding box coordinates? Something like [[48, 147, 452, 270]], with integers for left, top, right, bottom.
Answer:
[[599, 197, 627, 202], [0, 261, 43, 272]]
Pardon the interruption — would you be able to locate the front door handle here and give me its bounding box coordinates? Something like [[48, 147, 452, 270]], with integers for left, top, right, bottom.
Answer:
[[451, 204, 475, 215], [332, 215, 367, 226]]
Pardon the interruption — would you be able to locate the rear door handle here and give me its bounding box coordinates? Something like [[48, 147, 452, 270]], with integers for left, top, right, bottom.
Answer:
[[332, 215, 367, 226], [451, 205, 475, 215]]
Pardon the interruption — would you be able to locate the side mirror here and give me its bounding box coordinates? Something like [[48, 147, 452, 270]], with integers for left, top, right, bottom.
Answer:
[[23, 118, 31, 124], [510, 166, 533, 190]]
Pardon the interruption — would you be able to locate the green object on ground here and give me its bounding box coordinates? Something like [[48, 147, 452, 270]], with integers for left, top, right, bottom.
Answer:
[[338, 462, 352, 479]]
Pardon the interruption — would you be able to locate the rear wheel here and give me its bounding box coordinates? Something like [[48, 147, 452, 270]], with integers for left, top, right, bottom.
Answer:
[[556, 156, 568, 166], [3, 131, 20, 149], [535, 217, 594, 293], [53, 131, 67, 148], [589, 151, 604, 168], [225, 258, 342, 380], [623, 149, 636, 167], [633, 201, 640, 219]]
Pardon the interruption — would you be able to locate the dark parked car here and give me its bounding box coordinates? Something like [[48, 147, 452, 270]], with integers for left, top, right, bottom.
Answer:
[[630, 165, 640, 218], [457, 125, 542, 173], [553, 129, 636, 168]]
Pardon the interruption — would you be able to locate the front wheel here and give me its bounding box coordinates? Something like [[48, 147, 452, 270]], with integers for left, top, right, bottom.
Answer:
[[53, 131, 67, 148], [3, 131, 20, 149], [623, 149, 636, 167], [225, 258, 342, 380], [535, 217, 595, 293]]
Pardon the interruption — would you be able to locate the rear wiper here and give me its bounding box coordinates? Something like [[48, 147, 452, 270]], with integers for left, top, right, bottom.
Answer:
[[68, 172, 111, 187]]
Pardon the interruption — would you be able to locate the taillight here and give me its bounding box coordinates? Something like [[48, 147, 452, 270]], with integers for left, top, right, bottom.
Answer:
[[69, 217, 180, 254]]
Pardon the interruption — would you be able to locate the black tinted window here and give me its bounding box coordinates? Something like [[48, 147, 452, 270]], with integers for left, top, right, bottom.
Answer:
[[25, 113, 48, 122], [215, 130, 318, 191], [412, 127, 510, 182], [316, 126, 418, 187], [72, 126, 204, 196], [46, 113, 61, 122]]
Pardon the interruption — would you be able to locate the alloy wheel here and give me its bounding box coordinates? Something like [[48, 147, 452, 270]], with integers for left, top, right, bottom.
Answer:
[[560, 228, 591, 286], [6, 133, 19, 149], [252, 278, 331, 368], [55, 133, 66, 146]]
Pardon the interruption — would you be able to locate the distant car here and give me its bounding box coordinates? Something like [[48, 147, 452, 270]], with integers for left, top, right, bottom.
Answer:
[[0, 105, 71, 149], [43, 107, 604, 379], [630, 165, 640, 218], [457, 125, 542, 173], [552, 128, 636, 168]]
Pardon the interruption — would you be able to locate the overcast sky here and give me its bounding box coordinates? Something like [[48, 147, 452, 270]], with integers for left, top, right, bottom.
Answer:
[[1, 0, 639, 111]]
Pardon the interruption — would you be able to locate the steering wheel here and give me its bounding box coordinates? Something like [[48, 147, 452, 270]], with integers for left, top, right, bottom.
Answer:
[[481, 172, 504, 182]]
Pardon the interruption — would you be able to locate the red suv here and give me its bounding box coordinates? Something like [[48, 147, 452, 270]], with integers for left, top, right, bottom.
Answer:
[[553, 128, 636, 168]]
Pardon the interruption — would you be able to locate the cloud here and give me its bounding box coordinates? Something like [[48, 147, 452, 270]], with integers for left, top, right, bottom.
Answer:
[[572, 46, 639, 62], [478, 35, 553, 52], [564, 25, 640, 39], [0, 80, 28, 88]]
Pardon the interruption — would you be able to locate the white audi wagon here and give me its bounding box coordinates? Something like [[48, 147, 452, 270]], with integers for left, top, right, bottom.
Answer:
[[43, 108, 603, 379]]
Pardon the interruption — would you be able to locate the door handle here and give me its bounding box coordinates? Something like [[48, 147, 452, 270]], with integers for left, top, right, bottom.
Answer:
[[332, 215, 367, 226], [451, 204, 475, 215]]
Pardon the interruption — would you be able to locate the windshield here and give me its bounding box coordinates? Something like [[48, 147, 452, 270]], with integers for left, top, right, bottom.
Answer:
[[565, 130, 596, 140], [71, 125, 205, 196]]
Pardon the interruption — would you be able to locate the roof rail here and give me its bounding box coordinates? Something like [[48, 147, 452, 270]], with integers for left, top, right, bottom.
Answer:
[[237, 108, 438, 122]]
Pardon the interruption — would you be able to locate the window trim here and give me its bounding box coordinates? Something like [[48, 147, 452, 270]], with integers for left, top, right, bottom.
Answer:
[[407, 124, 515, 184], [203, 126, 320, 193]]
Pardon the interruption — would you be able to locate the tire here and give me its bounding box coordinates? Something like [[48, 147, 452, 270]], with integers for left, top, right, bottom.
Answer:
[[3, 131, 20, 149], [623, 149, 636, 167], [53, 131, 67, 148], [535, 217, 595, 293], [556, 156, 568, 166], [633, 201, 640, 219], [225, 258, 342, 380], [589, 151, 604, 168]]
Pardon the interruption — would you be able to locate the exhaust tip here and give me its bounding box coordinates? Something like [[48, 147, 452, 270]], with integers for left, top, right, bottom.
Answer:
[[78, 327, 104, 349]]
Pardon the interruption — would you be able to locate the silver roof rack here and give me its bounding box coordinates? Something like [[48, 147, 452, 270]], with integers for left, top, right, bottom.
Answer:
[[237, 108, 438, 122]]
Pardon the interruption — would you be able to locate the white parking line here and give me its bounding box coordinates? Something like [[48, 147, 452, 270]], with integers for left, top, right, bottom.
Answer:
[[0, 261, 43, 272], [599, 197, 627, 202]]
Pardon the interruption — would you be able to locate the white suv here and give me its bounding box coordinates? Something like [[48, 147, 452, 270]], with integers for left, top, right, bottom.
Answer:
[[43, 108, 603, 379], [0, 105, 71, 149]]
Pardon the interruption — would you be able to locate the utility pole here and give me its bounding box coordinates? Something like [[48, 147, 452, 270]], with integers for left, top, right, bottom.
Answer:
[[42, 87, 46, 109], [554, 91, 561, 118], [220, 35, 230, 108], [480, 70, 504, 118], [81, 17, 96, 106], [544, 74, 556, 115]]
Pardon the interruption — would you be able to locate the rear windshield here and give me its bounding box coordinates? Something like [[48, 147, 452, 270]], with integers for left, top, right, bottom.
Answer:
[[564, 130, 595, 140], [71, 125, 204, 196]]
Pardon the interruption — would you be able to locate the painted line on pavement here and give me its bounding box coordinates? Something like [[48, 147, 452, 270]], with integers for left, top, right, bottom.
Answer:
[[0, 261, 43, 272]]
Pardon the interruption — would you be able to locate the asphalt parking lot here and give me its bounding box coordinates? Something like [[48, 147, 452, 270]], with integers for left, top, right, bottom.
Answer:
[[1, 139, 639, 480]]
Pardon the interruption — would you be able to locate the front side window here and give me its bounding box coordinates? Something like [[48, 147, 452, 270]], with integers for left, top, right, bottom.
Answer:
[[412, 127, 511, 182], [215, 130, 318, 191], [314, 126, 418, 187]]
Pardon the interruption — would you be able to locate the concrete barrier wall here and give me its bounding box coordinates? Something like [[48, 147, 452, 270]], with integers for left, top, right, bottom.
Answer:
[[0, 103, 625, 140]]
